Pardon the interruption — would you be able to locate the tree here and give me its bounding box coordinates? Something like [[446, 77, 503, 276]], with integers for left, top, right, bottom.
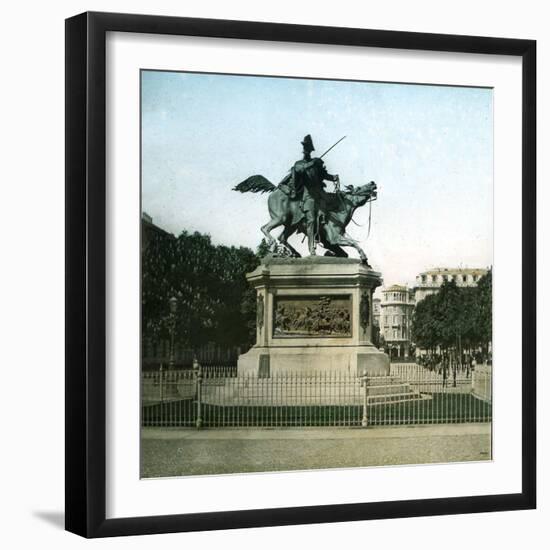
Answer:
[[476, 269, 492, 353], [411, 292, 441, 352], [411, 272, 493, 370], [142, 228, 263, 359], [255, 238, 272, 259]]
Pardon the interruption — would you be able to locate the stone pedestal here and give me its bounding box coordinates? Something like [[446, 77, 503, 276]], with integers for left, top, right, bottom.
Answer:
[[237, 257, 390, 376]]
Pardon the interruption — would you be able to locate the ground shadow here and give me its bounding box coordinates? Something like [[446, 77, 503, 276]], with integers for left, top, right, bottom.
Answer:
[[33, 510, 65, 530]]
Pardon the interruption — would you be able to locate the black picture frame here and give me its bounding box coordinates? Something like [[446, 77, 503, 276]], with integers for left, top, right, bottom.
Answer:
[[65, 11, 536, 538]]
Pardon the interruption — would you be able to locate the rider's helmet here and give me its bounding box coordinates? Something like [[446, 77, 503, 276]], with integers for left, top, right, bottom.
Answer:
[[301, 134, 315, 154]]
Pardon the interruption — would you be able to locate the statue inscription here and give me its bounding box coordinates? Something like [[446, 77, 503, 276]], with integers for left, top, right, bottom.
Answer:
[[273, 295, 351, 337]]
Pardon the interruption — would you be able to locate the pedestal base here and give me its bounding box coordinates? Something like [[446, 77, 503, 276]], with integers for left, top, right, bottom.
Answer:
[[237, 257, 390, 377], [238, 344, 389, 377]]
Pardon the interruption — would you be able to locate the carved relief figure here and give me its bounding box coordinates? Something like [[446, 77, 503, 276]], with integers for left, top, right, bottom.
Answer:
[[273, 295, 351, 337]]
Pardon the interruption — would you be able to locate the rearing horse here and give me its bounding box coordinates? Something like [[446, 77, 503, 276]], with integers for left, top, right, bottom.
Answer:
[[233, 177, 377, 265]]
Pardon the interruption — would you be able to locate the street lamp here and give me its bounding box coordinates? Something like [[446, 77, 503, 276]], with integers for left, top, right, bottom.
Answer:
[[168, 296, 177, 370]]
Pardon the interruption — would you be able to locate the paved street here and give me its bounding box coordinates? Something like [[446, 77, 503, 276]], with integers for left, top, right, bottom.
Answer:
[[141, 423, 491, 478]]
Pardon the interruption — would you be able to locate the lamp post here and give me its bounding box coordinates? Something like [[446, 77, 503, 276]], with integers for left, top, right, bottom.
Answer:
[[168, 296, 178, 370]]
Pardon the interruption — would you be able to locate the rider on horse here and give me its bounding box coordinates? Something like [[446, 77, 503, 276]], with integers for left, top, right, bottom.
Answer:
[[286, 135, 339, 256], [233, 134, 375, 263]]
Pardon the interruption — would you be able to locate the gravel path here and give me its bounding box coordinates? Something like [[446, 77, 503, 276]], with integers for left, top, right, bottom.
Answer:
[[141, 424, 491, 478]]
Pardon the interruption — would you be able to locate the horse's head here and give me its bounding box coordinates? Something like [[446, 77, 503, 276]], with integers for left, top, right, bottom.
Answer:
[[345, 181, 377, 205]]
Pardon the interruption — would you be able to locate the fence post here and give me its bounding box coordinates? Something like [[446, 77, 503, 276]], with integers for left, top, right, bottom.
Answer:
[[159, 363, 164, 403], [193, 357, 203, 429], [361, 373, 369, 428]]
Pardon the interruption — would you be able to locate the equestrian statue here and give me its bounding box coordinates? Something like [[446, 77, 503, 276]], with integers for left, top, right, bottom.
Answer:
[[233, 135, 377, 266]]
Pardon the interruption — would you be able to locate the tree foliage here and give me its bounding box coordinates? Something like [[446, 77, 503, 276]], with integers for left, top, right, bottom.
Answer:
[[142, 229, 261, 352], [411, 270, 492, 358]]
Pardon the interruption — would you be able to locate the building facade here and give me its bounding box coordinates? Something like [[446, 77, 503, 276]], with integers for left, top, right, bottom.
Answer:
[[372, 298, 381, 348], [372, 298, 381, 327], [379, 285, 415, 359], [414, 267, 488, 303]]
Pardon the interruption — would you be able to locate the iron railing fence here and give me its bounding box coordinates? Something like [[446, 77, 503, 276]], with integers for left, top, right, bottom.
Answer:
[[390, 363, 478, 393], [472, 364, 492, 403], [141, 341, 243, 370], [142, 365, 492, 429]]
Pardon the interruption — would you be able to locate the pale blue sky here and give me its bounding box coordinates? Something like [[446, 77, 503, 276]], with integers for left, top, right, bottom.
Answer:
[[141, 70, 493, 287]]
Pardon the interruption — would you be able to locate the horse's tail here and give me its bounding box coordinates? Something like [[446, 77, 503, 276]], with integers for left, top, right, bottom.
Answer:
[[233, 175, 276, 194]]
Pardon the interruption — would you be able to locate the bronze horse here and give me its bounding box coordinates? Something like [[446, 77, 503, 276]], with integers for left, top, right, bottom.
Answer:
[[233, 177, 377, 265]]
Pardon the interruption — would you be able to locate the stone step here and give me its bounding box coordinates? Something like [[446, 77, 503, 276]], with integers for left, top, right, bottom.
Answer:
[[367, 392, 425, 405], [367, 383, 411, 395]]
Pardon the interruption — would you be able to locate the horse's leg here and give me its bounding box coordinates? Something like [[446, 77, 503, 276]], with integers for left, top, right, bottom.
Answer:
[[278, 225, 301, 257], [322, 242, 348, 258], [262, 190, 291, 252], [331, 232, 370, 266], [320, 224, 350, 259], [261, 217, 285, 250]]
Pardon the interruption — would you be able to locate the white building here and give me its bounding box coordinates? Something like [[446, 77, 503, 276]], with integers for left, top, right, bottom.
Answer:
[[414, 267, 488, 303], [372, 298, 381, 327], [379, 285, 415, 359]]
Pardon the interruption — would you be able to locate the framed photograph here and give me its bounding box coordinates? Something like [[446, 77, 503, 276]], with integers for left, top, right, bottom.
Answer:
[[65, 11, 536, 538]]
